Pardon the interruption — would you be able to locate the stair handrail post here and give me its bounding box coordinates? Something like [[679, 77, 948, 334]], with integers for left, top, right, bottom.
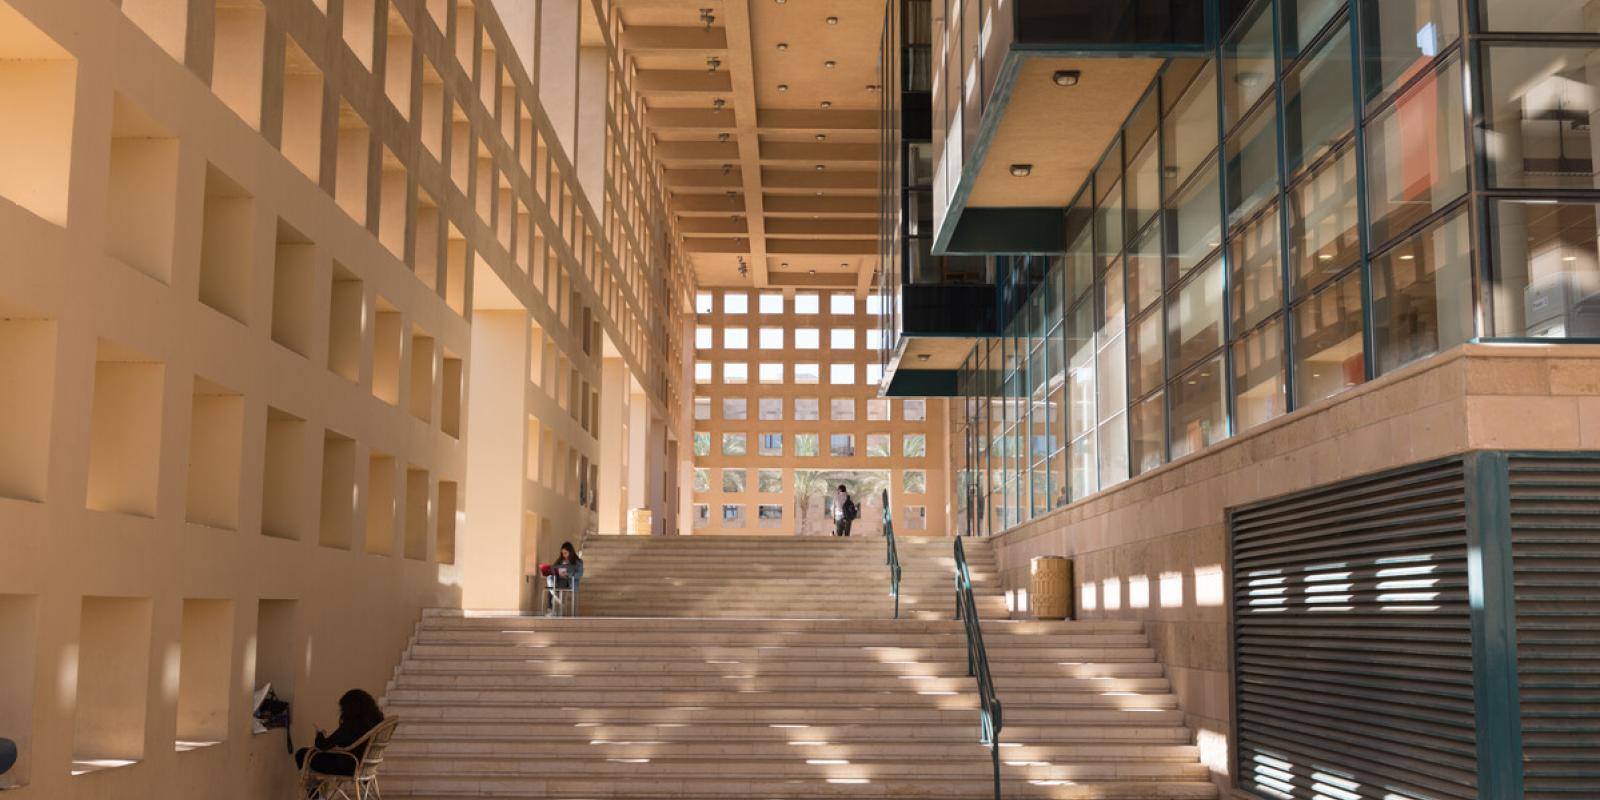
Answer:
[[882, 489, 901, 619], [954, 536, 1003, 800]]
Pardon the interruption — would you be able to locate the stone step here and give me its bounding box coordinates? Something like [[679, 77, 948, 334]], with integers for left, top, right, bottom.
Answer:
[[379, 755, 1213, 781], [411, 630, 1148, 647], [383, 739, 1203, 761], [384, 687, 1180, 710], [389, 722, 1196, 744], [403, 644, 1160, 663], [381, 775, 1218, 799], [417, 614, 1141, 635], [397, 659, 1166, 679], [380, 703, 1189, 726], [391, 673, 1174, 694]]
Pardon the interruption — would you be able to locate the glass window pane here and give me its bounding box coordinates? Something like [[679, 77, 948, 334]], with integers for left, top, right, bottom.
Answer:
[[1130, 310, 1164, 400], [1127, 131, 1161, 234], [829, 364, 856, 384], [695, 292, 714, 314], [722, 398, 746, 420], [758, 433, 782, 457], [830, 293, 854, 315], [1359, 0, 1458, 102], [903, 434, 927, 457], [830, 434, 855, 457], [1070, 430, 1096, 500], [795, 397, 819, 420], [724, 328, 748, 349], [1282, 27, 1354, 175], [1480, 0, 1600, 33], [693, 432, 710, 456], [867, 398, 890, 420], [795, 363, 819, 384], [1231, 202, 1284, 332], [867, 434, 891, 458], [722, 469, 746, 492], [1292, 270, 1366, 407], [758, 469, 783, 493], [1167, 161, 1223, 282], [759, 328, 783, 348], [1128, 223, 1163, 314], [1096, 177, 1125, 263], [1373, 209, 1473, 371], [759, 397, 783, 420], [695, 326, 712, 349], [795, 434, 819, 456], [1282, 0, 1345, 57], [831, 329, 855, 349], [693, 468, 710, 492], [794, 293, 819, 314], [1169, 357, 1228, 461], [830, 398, 856, 421], [1096, 331, 1126, 424], [722, 362, 747, 384], [721, 433, 746, 456], [694, 396, 711, 420], [1233, 317, 1286, 431], [1130, 392, 1164, 477], [795, 328, 820, 349], [904, 399, 927, 421], [1169, 257, 1225, 373], [1164, 61, 1220, 191], [1066, 215, 1095, 303], [1097, 413, 1129, 489], [1489, 200, 1600, 338], [1482, 46, 1600, 191], [1365, 57, 1467, 245], [694, 361, 712, 384], [1222, 0, 1274, 129], [1226, 98, 1280, 224], [723, 292, 748, 314], [759, 292, 783, 313], [1067, 302, 1096, 440], [1288, 146, 1362, 296], [904, 470, 927, 494]]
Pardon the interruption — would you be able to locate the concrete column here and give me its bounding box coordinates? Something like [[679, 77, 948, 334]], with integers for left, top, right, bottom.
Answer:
[[575, 46, 608, 204], [536, 0, 578, 159], [597, 357, 629, 533], [461, 310, 529, 609], [626, 386, 649, 512]]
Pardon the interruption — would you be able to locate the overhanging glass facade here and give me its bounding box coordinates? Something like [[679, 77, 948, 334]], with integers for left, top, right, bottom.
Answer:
[[956, 0, 1600, 536]]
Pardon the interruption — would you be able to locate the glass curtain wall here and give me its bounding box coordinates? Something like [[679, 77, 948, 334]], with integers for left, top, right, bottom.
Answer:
[[957, 0, 1600, 535]]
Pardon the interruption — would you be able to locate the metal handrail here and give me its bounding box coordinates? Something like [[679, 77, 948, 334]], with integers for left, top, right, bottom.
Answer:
[[882, 490, 902, 619], [954, 536, 1002, 800]]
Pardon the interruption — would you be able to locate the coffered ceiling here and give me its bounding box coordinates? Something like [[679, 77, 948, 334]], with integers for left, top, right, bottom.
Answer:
[[606, 0, 884, 291]]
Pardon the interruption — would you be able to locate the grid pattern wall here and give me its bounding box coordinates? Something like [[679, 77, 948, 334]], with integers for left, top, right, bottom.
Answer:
[[957, 0, 1600, 536], [1507, 454, 1600, 799], [1230, 457, 1477, 800], [690, 288, 945, 535]]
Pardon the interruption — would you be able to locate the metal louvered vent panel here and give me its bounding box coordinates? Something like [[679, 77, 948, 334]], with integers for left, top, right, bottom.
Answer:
[[1508, 455, 1600, 799], [1230, 458, 1477, 800]]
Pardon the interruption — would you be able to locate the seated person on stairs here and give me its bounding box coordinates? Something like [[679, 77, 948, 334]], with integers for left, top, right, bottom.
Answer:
[[543, 541, 584, 615]]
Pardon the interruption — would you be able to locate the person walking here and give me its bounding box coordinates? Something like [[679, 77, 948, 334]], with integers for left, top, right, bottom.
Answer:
[[833, 484, 857, 537]]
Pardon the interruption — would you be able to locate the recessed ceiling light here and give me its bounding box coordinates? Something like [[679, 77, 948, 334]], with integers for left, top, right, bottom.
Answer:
[[820, 100, 832, 109], [781, 262, 790, 268], [826, 16, 839, 25], [815, 164, 825, 171], [808, 269, 817, 275], [1564, 255, 1579, 262], [777, 42, 788, 51], [778, 84, 789, 92], [815, 191, 823, 196], [776, 0, 786, 4], [1399, 254, 1415, 261], [824, 60, 837, 69], [815, 133, 827, 141], [917, 353, 931, 362], [1009, 163, 1033, 177], [866, 84, 879, 92], [1052, 69, 1081, 87]]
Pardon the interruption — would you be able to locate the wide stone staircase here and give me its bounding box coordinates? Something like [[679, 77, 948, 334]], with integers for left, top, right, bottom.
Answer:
[[575, 534, 1010, 619], [379, 536, 1219, 799]]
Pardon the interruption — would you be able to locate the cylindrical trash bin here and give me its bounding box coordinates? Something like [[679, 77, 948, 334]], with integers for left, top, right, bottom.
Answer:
[[1030, 556, 1072, 620]]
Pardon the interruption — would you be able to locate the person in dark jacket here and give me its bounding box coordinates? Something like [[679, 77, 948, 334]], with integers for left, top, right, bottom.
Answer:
[[288, 688, 385, 776]]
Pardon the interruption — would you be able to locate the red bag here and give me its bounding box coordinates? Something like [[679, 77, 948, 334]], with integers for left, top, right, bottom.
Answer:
[[538, 563, 553, 577]]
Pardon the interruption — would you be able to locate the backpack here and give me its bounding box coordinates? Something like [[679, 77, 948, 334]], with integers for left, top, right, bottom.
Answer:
[[845, 498, 859, 520]]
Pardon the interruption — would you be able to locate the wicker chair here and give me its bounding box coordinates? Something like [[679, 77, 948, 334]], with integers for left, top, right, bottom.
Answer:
[[297, 716, 400, 800]]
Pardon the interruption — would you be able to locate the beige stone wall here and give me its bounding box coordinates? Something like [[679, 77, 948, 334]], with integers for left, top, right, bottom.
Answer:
[[0, 0, 684, 796], [987, 343, 1600, 786]]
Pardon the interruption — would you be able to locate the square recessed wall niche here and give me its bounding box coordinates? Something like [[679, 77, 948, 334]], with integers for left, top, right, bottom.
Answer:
[[0, 595, 38, 788], [198, 165, 255, 323], [271, 220, 316, 358], [261, 407, 308, 540], [326, 261, 364, 382], [252, 599, 296, 710], [186, 377, 243, 530], [366, 450, 395, 555], [404, 466, 428, 560], [105, 94, 179, 284], [0, 3, 76, 227], [72, 596, 153, 774], [342, 0, 375, 70], [409, 326, 434, 423], [384, 13, 413, 120], [175, 598, 233, 750], [319, 429, 356, 550], [378, 147, 408, 260], [436, 480, 458, 564], [0, 304, 57, 502], [334, 99, 370, 224], [372, 299, 402, 405], [280, 38, 324, 183], [211, 0, 265, 129], [441, 351, 462, 438], [87, 339, 165, 517]]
